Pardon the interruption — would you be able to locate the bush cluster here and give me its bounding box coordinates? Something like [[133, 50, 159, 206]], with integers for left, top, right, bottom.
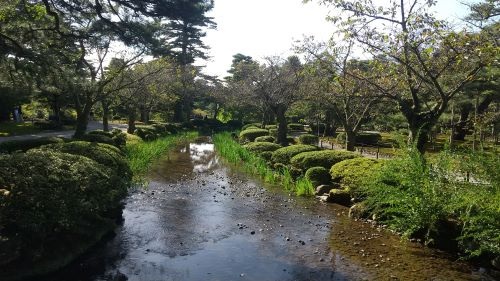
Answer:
[[243, 142, 282, 155], [80, 129, 128, 148], [336, 131, 382, 145], [288, 123, 304, 131], [0, 137, 65, 153], [254, 135, 275, 142], [298, 134, 318, 145], [290, 150, 359, 171], [0, 146, 129, 260], [134, 123, 179, 141], [242, 123, 262, 130], [330, 158, 385, 192], [271, 144, 319, 165], [305, 166, 331, 187], [239, 128, 269, 142]]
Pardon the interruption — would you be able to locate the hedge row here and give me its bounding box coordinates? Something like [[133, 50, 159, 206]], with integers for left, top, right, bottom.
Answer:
[[271, 144, 319, 165]]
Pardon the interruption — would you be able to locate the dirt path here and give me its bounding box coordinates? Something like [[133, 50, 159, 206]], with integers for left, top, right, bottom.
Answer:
[[33, 137, 493, 281]]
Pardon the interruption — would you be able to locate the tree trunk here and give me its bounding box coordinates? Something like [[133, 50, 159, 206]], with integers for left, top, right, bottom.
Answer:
[[345, 130, 356, 152], [324, 111, 336, 136], [140, 109, 149, 123], [173, 101, 184, 122], [52, 94, 62, 127], [408, 124, 433, 153], [74, 106, 91, 138], [276, 106, 288, 146], [127, 111, 136, 134], [453, 104, 472, 141], [102, 101, 110, 132]]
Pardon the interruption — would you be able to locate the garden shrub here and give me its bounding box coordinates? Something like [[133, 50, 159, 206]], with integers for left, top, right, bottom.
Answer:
[[264, 124, 277, 130], [76, 133, 115, 146], [336, 131, 382, 145], [0, 137, 64, 153], [243, 142, 282, 154], [287, 136, 296, 145], [0, 150, 126, 244], [271, 145, 319, 165], [88, 130, 114, 138], [255, 135, 275, 143], [298, 134, 319, 145], [288, 123, 304, 131], [260, 151, 273, 161], [33, 120, 60, 130], [290, 150, 359, 171], [305, 166, 331, 187], [225, 120, 243, 130], [110, 129, 127, 148], [330, 158, 385, 193], [135, 125, 159, 141], [242, 123, 262, 130], [239, 128, 269, 142], [39, 141, 131, 185]]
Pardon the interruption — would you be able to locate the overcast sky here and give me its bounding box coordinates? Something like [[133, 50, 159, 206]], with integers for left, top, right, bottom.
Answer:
[[197, 0, 477, 79]]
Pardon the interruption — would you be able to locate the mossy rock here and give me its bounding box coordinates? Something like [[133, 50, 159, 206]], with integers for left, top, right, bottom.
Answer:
[[271, 145, 319, 165], [255, 136, 275, 143], [243, 142, 282, 154], [305, 166, 331, 187], [327, 189, 352, 206], [239, 128, 269, 142], [291, 150, 359, 171]]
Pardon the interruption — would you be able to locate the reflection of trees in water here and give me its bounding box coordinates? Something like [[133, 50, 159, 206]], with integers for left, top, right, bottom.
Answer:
[[189, 143, 218, 173]]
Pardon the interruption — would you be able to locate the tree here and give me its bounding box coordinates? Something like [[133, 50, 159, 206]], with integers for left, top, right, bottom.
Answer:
[[309, 0, 497, 153], [298, 38, 380, 151]]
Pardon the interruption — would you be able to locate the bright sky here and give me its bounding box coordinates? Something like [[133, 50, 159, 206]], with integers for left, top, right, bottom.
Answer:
[[198, 0, 478, 79]]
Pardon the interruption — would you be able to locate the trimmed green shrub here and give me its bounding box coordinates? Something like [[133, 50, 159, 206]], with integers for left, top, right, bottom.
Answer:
[[287, 136, 296, 145], [0, 137, 64, 153], [0, 150, 125, 242], [243, 142, 282, 154], [336, 131, 382, 145], [76, 133, 115, 146], [330, 158, 385, 192], [271, 145, 319, 165], [260, 151, 273, 161], [305, 166, 331, 187], [242, 123, 262, 130], [135, 125, 159, 141], [88, 130, 114, 138], [298, 134, 319, 145], [239, 128, 269, 142], [291, 150, 359, 171], [110, 129, 127, 148], [288, 123, 304, 131], [39, 141, 131, 184], [264, 124, 277, 130], [255, 136, 275, 143]]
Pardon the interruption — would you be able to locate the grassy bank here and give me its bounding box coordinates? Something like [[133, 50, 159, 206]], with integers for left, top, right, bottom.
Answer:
[[126, 131, 198, 181], [213, 132, 315, 196]]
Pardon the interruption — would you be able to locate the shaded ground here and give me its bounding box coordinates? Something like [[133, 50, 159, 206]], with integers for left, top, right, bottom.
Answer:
[[32, 137, 494, 281], [0, 121, 128, 143]]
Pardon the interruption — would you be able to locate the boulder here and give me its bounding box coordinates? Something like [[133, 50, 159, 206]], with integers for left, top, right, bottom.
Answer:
[[327, 189, 351, 206], [315, 185, 332, 196], [348, 203, 369, 219]]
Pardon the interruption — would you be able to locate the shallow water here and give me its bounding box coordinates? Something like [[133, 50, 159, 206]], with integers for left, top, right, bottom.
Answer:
[[35, 137, 494, 281]]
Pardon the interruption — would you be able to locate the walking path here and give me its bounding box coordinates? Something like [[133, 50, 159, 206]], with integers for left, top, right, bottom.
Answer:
[[0, 121, 128, 143]]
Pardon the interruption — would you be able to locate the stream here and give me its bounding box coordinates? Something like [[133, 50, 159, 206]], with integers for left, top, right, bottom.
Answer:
[[36, 137, 493, 281]]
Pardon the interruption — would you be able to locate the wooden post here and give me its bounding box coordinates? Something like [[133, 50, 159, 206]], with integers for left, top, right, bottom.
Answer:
[[376, 145, 380, 159]]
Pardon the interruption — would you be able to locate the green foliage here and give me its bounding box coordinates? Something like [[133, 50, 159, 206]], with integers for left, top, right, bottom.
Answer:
[[33, 120, 61, 130], [271, 144, 319, 165], [126, 132, 198, 181], [254, 135, 275, 142], [288, 123, 305, 131], [239, 128, 269, 142], [242, 123, 262, 130], [0, 137, 64, 153], [336, 132, 382, 145], [134, 125, 161, 141], [88, 129, 127, 148], [362, 148, 500, 258], [290, 150, 359, 171], [0, 150, 124, 242], [76, 134, 115, 146], [39, 141, 131, 189], [243, 142, 282, 154], [295, 177, 315, 196], [264, 124, 277, 130], [305, 166, 331, 187], [330, 158, 385, 194], [298, 134, 319, 145]]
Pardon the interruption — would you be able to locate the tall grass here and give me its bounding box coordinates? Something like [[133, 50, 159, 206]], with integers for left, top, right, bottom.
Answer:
[[213, 132, 314, 196], [362, 146, 500, 258], [126, 132, 198, 181]]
